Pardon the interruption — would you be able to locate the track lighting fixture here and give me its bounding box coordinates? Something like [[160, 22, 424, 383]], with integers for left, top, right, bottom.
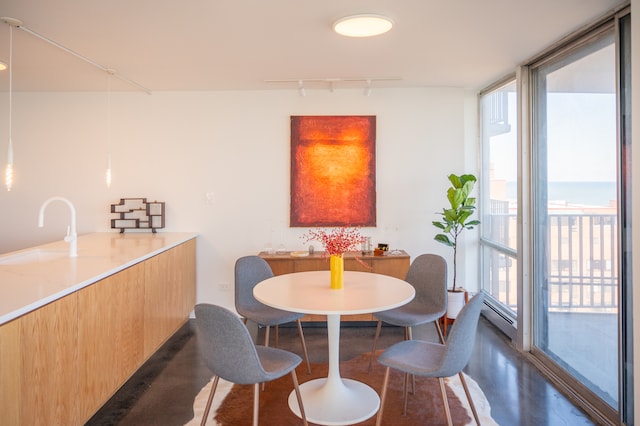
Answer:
[[266, 77, 401, 96], [0, 17, 151, 94]]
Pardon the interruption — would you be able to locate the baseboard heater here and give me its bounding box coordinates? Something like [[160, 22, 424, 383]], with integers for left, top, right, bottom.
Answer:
[[481, 300, 516, 340]]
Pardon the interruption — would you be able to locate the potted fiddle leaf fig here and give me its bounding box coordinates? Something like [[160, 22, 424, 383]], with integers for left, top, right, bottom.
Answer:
[[433, 173, 480, 318]]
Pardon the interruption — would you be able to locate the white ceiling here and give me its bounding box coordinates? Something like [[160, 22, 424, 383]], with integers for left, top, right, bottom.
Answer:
[[0, 0, 628, 93]]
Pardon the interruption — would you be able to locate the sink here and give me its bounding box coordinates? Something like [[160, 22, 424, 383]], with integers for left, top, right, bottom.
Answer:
[[0, 249, 70, 265]]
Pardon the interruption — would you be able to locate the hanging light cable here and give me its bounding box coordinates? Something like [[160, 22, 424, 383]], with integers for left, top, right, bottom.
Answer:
[[105, 69, 113, 187], [5, 21, 16, 191]]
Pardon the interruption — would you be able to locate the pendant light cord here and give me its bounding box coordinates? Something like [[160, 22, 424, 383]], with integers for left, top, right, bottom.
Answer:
[[105, 71, 112, 187], [5, 24, 14, 191], [8, 24, 12, 153], [107, 71, 112, 147]]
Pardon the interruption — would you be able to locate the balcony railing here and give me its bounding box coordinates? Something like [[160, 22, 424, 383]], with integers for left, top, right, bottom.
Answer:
[[547, 214, 618, 311], [483, 211, 618, 312]]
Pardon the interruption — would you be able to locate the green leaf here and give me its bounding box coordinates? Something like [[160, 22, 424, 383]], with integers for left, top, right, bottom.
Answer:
[[432, 221, 446, 230], [463, 197, 477, 208], [458, 210, 472, 224], [447, 188, 464, 209], [434, 234, 453, 247], [448, 174, 462, 188], [459, 174, 477, 186], [444, 209, 458, 222]]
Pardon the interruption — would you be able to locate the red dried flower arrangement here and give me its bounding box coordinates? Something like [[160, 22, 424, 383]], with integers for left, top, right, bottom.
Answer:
[[302, 227, 365, 256]]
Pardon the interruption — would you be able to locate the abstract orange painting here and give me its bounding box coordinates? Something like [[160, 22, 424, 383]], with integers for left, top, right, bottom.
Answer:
[[290, 115, 376, 227]]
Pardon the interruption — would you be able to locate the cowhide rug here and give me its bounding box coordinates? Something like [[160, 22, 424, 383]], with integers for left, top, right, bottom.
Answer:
[[184, 351, 497, 425]]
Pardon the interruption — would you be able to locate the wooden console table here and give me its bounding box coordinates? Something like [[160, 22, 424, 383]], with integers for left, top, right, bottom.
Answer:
[[258, 250, 410, 321]]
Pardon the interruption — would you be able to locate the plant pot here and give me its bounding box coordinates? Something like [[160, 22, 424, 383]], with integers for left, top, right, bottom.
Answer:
[[446, 289, 467, 319]]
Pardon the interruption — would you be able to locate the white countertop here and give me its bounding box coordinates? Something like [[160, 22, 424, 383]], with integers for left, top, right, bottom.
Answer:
[[0, 232, 198, 325]]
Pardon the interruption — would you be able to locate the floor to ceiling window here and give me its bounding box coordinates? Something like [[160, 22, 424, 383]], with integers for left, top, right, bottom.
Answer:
[[479, 7, 631, 424], [479, 79, 518, 338]]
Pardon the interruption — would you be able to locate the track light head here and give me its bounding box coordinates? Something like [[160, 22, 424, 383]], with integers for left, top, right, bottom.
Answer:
[[365, 80, 372, 96]]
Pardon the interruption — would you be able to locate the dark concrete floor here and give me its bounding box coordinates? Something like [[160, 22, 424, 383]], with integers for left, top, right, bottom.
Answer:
[[86, 317, 597, 426]]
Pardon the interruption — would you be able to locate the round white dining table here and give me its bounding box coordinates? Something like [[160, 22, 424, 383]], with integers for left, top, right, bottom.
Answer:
[[253, 270, 415, 426]]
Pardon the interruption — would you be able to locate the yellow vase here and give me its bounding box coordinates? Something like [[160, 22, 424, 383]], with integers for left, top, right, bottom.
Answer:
[[330, 254, 344, 290]]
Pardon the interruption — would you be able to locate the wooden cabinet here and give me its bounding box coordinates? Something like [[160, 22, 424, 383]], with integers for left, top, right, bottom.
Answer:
[[144, 239, 196, 357], [259, 250, 410, 322], [1, 292, 80, 425], [0, 238, 196, 426], [77, 261, 145, 421]]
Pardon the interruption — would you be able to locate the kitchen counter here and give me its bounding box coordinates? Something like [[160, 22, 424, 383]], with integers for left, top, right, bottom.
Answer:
[[0, 232, 197, 325], [0, 231, 197, 425]]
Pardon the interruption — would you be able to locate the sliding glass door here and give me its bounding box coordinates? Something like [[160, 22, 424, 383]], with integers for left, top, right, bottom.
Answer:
[[531, 26, 619, 411]]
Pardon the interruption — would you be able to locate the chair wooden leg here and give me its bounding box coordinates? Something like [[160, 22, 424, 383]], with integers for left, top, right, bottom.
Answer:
[[262, 326, 271, 391], [440, 315, 448, 337], [442, 316, 456, 337], [403, 372, 410, 415], [291, 369, 308, 426], [200, 375, 219, 426], [253, 383, 259, 426], [368, 320, 382, 373], [406, 326, 416, 396], [264, 325, 271, 347], [296, 320, 312, 374], [459, 372, 481, 425], [375, 367, 391, 426], [401, 372, 407, 401], [438, 377, 453, 426], [435, 320, 445, 343]]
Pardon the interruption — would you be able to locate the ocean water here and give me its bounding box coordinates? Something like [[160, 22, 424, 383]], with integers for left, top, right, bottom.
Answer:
[[506, 181, 617, 207]]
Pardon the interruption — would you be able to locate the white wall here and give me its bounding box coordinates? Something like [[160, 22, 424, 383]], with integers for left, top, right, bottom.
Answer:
[[0, 87, 476, 310]]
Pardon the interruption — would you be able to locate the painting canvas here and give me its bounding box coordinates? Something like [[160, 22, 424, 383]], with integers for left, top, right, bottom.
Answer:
[[290, 115, 376, 227]]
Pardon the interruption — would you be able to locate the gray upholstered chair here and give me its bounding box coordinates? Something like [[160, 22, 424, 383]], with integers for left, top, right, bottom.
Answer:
[[235, 255, 311, 374], [375, 293, 484, 426], [368, 253, 447, 372], [194, 303, 308, 426]]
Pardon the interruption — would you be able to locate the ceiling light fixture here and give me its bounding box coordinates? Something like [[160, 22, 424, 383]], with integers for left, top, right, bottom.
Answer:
[[0, 61, 6, 71], [298, 80, 306, 97], [333, 14, 393, 37]]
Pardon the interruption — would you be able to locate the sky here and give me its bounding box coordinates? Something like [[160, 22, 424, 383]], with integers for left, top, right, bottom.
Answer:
[[488, 40, 617, 184]]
